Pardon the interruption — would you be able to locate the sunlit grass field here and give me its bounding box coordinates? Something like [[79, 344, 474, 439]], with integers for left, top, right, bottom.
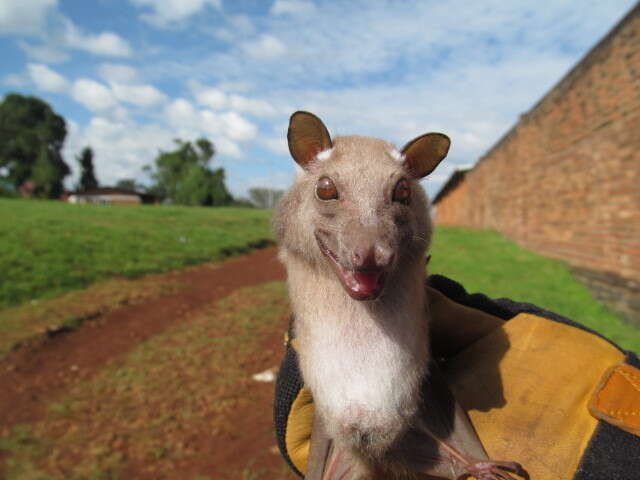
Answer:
[[1, 198, 636, 351], [0, 198, 273, 308], [430, 226, 640, 352]]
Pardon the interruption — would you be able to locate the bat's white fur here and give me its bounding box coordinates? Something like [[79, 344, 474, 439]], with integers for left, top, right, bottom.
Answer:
[[389, 148, 405, 163], [316, 148, 334, 162], [284, 251, 428, 453]]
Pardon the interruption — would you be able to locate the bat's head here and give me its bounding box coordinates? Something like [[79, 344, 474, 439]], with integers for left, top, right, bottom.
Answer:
[[275, 111, 449, 301]]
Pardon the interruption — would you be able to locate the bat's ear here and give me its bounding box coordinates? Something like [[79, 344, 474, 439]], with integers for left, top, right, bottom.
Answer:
[[287, 111, 333, 170], [401, 133, 450, 179]]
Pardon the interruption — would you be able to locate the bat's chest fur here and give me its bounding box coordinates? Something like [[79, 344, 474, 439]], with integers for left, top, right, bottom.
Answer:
[[292, 277, 429, 454]]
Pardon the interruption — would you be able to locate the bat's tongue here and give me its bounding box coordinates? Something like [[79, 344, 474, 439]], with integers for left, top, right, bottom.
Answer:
[[343, 270, 384, 300]]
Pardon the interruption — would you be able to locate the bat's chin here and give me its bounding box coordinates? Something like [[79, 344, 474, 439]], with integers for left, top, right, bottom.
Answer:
[[315, 234, 387, 301]]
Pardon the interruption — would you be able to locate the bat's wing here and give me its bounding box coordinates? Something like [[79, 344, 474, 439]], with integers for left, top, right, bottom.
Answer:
[[410, 363, 527, 480], [305, 414, 332, 480], [305, 415, 356, 480]]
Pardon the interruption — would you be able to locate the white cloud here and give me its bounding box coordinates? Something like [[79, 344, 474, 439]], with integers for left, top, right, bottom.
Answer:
[[164, 100, 255, 156], [1, 2, 132, 59], [193, 86, 277, 117], [200, 109, 257, 143], [84, 117, 126, 140], [213, 137, 242, 158], [165, 98, 200, 129], [213, 14, 256, 43], [60, 18, 132, 57], [270, 0, 317, 16], [130, 0, 221, 27], [0, 0, 57, 35], [200, 110, 258, 142], [195, 87, 227, 109], [18, 41, 69, 63], [241, 34, 287, 60], [218, 111, 257, 141], [213, 28, 234, 43], [27, 63, 69, 92], [64, 106, 252, 189], [216, 80, 254, 93], [64, 116, 178, 187], [263, 136, 290, 155], [2, 73, 28, 88], [179, 0, 636, 99], [93, 64, 167, 108], [111, 83, 167, 107], [98, 63, 138, 84], [228, 94, 277, 117], [229, 15, 255, 35], [72, 78, 118, 112]]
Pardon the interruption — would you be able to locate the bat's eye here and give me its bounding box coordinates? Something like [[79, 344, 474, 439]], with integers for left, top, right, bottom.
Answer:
[[392, 178, 411, 204], [316, 176, 339, 201]]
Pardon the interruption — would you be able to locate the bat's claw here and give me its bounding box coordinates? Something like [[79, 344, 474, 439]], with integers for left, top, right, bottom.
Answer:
[[459, 460, 529, 480]]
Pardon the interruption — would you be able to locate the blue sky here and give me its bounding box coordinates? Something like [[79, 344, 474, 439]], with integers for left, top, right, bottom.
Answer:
[[0, 0, 636, 198]]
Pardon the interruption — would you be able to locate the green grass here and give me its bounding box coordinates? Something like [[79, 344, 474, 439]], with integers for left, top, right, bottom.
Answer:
[[430, 226, 640, 353], [1, 198, 636, 353], [0, 198, 272, 308]]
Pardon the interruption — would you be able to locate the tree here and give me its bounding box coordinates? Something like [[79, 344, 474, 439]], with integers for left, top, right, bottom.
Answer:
[[76, 146, 98, 191], [115, 178, 141, 192], [249, 187, 284, 209], [32, 146, 61, 198], [0, 93, 69, 197], [146, 138, 233, 206]]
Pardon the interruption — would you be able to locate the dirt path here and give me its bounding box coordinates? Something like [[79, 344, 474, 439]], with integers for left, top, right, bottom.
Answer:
[[0, 248, 293, 478]]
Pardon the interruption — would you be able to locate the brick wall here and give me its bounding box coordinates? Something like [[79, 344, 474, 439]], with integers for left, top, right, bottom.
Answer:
[[434, 5, 640, 323]]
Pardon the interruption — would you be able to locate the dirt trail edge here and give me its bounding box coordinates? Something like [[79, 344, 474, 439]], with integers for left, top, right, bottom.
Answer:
[[0, 248, 286, 430]]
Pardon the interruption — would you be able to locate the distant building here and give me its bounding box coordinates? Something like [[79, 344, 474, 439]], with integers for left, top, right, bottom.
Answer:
[[18, 181, 35, 197], [0, 179, 16, 196], [68, 187, 142, 205]]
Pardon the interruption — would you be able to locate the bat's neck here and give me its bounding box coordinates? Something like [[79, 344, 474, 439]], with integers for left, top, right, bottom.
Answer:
[[284, 252, 429, 450]]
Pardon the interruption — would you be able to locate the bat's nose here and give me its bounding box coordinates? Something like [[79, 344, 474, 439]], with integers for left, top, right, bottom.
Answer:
[[352, 246, 376, 270], [352, 244, 394, 270]]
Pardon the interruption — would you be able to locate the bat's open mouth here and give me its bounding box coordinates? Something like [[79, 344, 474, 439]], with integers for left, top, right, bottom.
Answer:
[[315, 233, 386, 301]]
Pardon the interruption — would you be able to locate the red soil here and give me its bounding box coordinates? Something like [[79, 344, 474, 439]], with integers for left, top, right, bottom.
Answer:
[[0, 248, 296, 479]]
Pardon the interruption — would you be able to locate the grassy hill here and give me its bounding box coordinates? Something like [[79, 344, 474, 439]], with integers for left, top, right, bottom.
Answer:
[[430, 226, 640, 352], [0, 198, 273, 308], [1, 198, 636, 350]]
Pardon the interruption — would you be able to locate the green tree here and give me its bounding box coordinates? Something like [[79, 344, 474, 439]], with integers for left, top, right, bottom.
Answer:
[[76, 146, 98, 191], [0, 93, 69, 197], [206, 168, 233, 206], [115, 178, 141, 192], [146, 138, 232, 206], [31, 146, 59, 198]]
